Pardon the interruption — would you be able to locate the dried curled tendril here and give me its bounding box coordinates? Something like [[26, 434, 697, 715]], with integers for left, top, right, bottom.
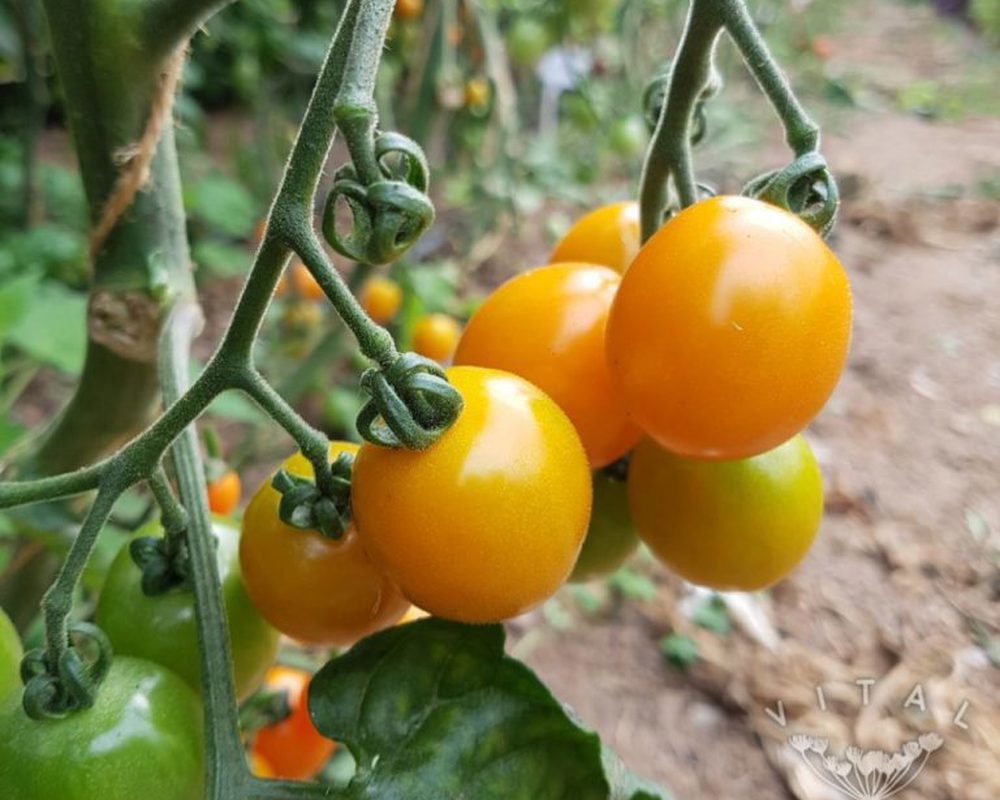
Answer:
[[322, 132, 434, 266], [356, 352, 464, 450], [743, 150, 839, 237], [272, 451, 354, 539], [20, 622, 113, 720]]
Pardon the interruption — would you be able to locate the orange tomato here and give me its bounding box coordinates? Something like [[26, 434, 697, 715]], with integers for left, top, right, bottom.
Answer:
[[251, 666, 335, 780], [207, 469, 241, 516], [291, 262, 324, 301], [550, 201, 641, 274], [359, 275, 403, 324], [606, 195, 852, 459], [248, 752, 275, 779], [411, 313, 461, 364], [464, 77, 490, 109], [394, 0, 422, 22], [352, 366, 592, 623], [239, 443, 409, 646], [455, 263, 640, 467]]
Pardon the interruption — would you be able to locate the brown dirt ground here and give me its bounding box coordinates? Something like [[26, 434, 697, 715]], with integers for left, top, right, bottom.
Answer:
[[511, 4, 1000, 799]]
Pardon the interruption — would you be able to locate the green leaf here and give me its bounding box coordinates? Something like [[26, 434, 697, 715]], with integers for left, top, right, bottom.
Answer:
[[192, 240, 251, 278], [659, 633, 699, 670], [6, 282, 87, 372], [184, 173, 258, 239], [0, 416, 24, 456], [691, 594, 731, 636], [607, 568, 657, 602], [0, 271, 39, 338], [310, 618, 668, 800]]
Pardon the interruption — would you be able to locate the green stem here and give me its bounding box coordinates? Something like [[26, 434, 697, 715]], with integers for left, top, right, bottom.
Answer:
[[147, 466, 188, 564]]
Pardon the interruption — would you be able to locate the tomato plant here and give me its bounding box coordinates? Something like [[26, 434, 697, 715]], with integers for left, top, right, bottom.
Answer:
[[607, 196, 851, 459], [628, 434, 824, 590], [352, 366, 592, 622], [455, 263, 640, 467], [240, 443, 410, 645], [0, 606, 22, 700], [570, 471, 639, 582], [0, 657, 204, 800], [96, 521, 279, 700], [250, 666, 335, 780], [550, 201, 641, 274]]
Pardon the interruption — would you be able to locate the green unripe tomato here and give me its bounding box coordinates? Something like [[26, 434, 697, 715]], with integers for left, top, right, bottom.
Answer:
[[96, 520, 279, 700], [0, 605, 23, 700], [608, 115, 649, 158], [506, 17, 551, 68], [570, 472, 639, 582], [0, 656, 204, 800]]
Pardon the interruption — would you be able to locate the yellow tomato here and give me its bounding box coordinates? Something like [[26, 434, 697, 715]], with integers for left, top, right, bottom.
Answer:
[[411, 313, 461, 364], [550, 201, 641, 274], [359, 275, 403, 324]]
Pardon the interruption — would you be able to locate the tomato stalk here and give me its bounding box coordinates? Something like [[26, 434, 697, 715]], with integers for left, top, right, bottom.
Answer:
[[638, 0, 838, 241]]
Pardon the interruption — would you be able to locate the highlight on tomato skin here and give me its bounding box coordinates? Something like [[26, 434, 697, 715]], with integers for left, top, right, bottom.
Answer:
[[605, 195, 852, 461], [627, 433, 824, 592], [351, 365, 593, 624], [550, 201, 641, 274], [454, 262, 641, 468]]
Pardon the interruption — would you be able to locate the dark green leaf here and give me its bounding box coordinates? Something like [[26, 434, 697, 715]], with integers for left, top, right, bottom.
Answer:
[[184, 174, 258, 239], [6, 282, 87, 372], [192, 240, 251, 278], [310, 618, 669, 800], [0, 272, 39, 338]]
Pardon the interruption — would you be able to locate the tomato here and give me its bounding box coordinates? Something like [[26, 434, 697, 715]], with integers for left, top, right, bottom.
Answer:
[[0, 656, 203, 800], [249, 751, 275, 778], [250, 666, 335, 780], [352, 366, 592, 622], [291, 261, 325, 301], [240, 442, 409, 646], [464, 77, 490, 110], [394, 0, 422, 22], [606, 195, 852, 460], [628, 434, 823, 590], [359, 275, 403, 324], [411, 313, 461, 364], [607, 116, 648, 157], [550, 201, 641, 274], [455, 263, 640, 468], [506, 17, 551, 68], [570, 471, 639, 582], [96, 521, 278, 701], [207, 468, 241, 515], [0, 606, 22, 700]]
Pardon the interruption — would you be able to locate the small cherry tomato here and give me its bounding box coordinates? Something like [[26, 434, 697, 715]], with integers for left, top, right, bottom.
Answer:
[[0, 606, 22, 701], [628, 434, 823, 591], [251, 666, 335, 781], [607, 116, 648, 157], [394, 0, 422, 22], [352, 366, 592, 623], [506, 17, 551, 68], [606, 195, 852, 460], [464, 77, 490, 110], [570, 471, 639, 582], [359, 275, 403, 324], [249, 751, 275, 778], [412, 313, 461, 364], [240, 442, 409, 646], [0, 657, 204, 800], [455, 263, 640, 467], [550, 201, 641, 274], [207, 468, 242, 515], [96, 521, 279, 700], [291, 262, 324, 301], [811, 35, 834, 60]]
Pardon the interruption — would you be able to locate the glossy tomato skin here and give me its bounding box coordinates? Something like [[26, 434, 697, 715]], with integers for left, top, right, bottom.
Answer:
[[96, 521, 279, 701], [606, 195, 852, 460], [570, 471, 639, 582], [550, 201, 641, 274], [359, 275, 403, 324], [411, 313, 461, 364], [0, 606, 22, 700], [352, 366, 592, 623], [207, 468, 241, 515], [240, 442, 409, 646], [628, 434, 823, 591], [455, 263, 641, 468], [251, 666, 335, 780], [394, 0, 422, 21], [0, 656, 204, 800]]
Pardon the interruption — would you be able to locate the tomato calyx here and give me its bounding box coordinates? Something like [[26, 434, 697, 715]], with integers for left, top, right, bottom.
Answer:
[[128, 534, 194, 596], [322, 131, 434, 266], [356, 352, 463, 449], [19, 622, 112, 720], [743, 150, 839, 236], [272, 451, 354, 539]]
